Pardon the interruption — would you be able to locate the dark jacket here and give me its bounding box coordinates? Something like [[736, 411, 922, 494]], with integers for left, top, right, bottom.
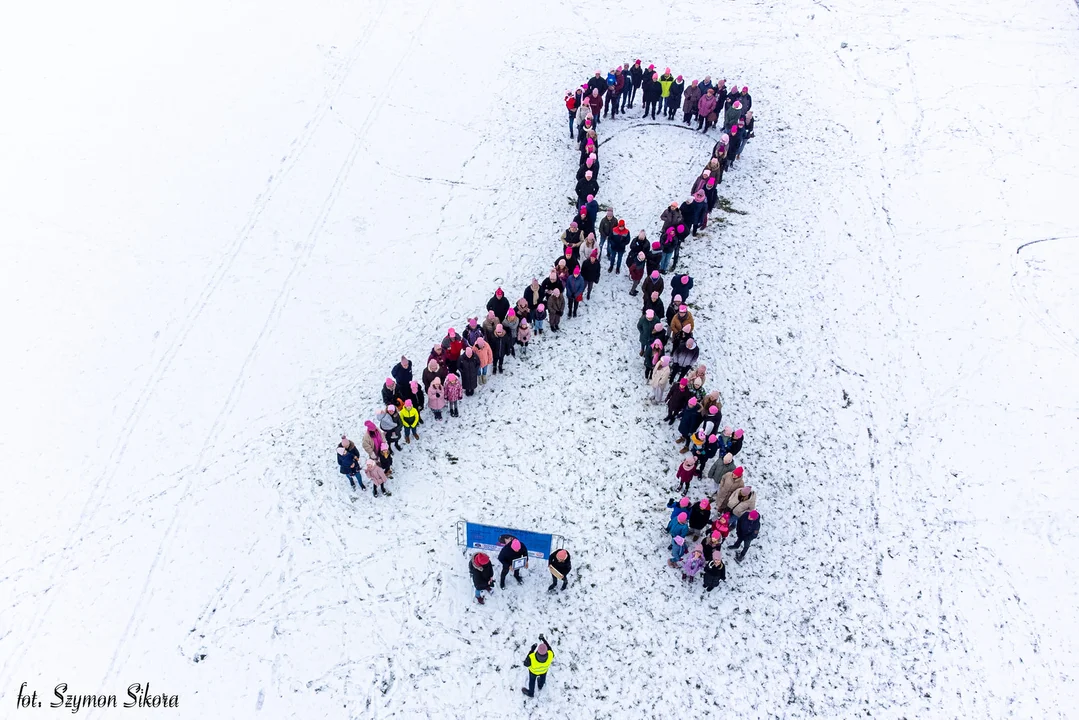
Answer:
[[630, 63, 643, 87], [661, 206, 683, 232], [391, 361, 413, 387], [669, 79, 684, 105], [575, 177, 599, 200], [678, 405, 701, 437], [498, 539, 528, 565], [548, 553, 571, 578], [459, 353, 480, 392], [565, 273, 586, 300], [486, 294, 510, 321], [666, 384, 692, 415], [381, 384, 397, 408], [586, 75, 607, 96], [688, 501, 712, 531], [581, 258, 601, 283], [642, 274, 664, 299], [469, 560, 494, 590], [524, 284, 545, 310], [337, 450, 358, 475], [729, 435, 743, 456], [702, 559, 726, 586], [645, 249, 662, 274], [644, 295, 664, 320], [540, 277, 564, 300], [491, 332, 516, 361], [737, 512, 760, 539]]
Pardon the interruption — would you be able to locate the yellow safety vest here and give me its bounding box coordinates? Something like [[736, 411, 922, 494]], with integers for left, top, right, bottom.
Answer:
[[527, 650, 554, 675]]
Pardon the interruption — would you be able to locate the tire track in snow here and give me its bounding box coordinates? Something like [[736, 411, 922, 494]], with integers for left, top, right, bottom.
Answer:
[[0, 0, 392, 692], [91, 1, 440, 709]]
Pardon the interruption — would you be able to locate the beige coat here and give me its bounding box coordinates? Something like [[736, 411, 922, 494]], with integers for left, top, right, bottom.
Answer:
[[650, 363, 671, 388], [714, 473, 744, 509], [361, 432, 381, 459], [728, 489, 757, 517]]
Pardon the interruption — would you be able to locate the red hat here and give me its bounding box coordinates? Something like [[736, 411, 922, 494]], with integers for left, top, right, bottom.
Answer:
[[474, 552, 490, 565], [495, 287, 504, 296], [733, 466, 744, 478]]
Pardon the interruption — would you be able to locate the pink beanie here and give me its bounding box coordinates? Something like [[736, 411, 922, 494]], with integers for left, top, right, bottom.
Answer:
[[495, 324, 504, 333], [734, 429, 744, 439], [385, 377, 394, 386], [679, 497, 691, 507], [646, 309, 654, 318], [711, 531, 720, 541], [700, 499, 710, 510], [385, 404, 395, 413], [677, 512, 688, 523], [679, 378, 688, 388], [651, 270, 660, 279], [510, 539, 521, 551], [674, 535, 685, 546], [404, 399, 413, 408], [708, 434, 717, 443], [708, 406, 718, 415], [679, 304, 688, 312], [748, 510, 760, 520], [723, 426, 733, 435], [688, 397, 698, 407]]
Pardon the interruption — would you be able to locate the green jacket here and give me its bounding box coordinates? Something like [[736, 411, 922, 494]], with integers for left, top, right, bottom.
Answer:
[[637, 315, 654, 346]]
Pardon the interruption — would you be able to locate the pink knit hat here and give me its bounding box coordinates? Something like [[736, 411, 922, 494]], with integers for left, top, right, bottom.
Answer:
[[708, 434, 717, 443], [723, 426, 733, 435], [677, 512, 688, 523], [679, 304, 687, 312], [674, 535, 685, 546], [495, 324, 504, 333], [734, 429, 744, 439], [510, 539, 521, 551], [537, 303, 545, 311], [688, 397, 698, 407], [385, 378, 394, 386], [651, 270, 660, 279], [711, 531, 720, 541], [700, 499, 710, 510], [679, 496, 691, 507], [748, 510, 759, 520], [645, 309, 654, 318], [679, 378, 688, 388]]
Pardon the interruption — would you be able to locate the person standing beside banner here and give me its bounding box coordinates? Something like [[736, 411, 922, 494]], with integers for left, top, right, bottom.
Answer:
[[547, 549, 571, 592], [498, 537, 529, 588]]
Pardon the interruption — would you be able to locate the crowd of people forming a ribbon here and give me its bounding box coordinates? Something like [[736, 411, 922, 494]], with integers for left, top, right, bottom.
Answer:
[[333, 62, 763, 634]]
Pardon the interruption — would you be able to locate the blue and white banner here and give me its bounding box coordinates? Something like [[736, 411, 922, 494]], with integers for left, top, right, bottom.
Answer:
[[459, 522, 556, 560]]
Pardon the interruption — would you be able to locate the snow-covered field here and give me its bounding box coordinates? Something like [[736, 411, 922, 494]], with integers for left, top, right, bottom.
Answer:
[[2, 0, 1079, 717]]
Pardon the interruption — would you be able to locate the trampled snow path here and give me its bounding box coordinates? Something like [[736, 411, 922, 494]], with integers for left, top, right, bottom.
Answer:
[[3, 0, 1079, 717]]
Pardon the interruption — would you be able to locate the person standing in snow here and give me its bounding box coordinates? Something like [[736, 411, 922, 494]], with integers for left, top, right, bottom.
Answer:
[[546, 288, 565, 332], [469, 552, 495, 605], [608, 220, 629, 273], [682, 79, 701, 124], [565, 267, 585, 318], [379, 405, 403, 451], [364, 458, 391, 497], [665, 377, 692, 424], [498, 537, 529, 588], [668, 534, 688, 568], [564, 90, 579, 139], [547, 549, 571, 592], [697, 88, 718, 132], [687, 497, 712, 539], [459, 346, 480, 396], [650, 356, 671, 402], [675, 455, 696, 494], [491, 324, 515, 375], [516, 318, 532, 357], [707, 452, 736, 495], [730, 428, 745, 456], [444, 373, 463, 417], [399, 399, 420, 443], [521, 634, 555, 698], [677, 397, 701, 445], [667, 75, 685, 119], [474, 337, 493, 384], [702, 556, 726, 592], [533, 303, 547, 334], [487, 287, 510, 321], [391, 355, 413, 388], [671, 273, 694, 301], [627, 251, 647, 297], [628, 59, 644, 106], [575, 171, 598, 208], [427, 377, 446, 421], [360, 422, 385, 461], [581, 249, 601, 300], [598, 208, 616, 259], [730, 509, 760, 563], [336, 444, 364, 491], [381, 377, 397, 409], [667, 511, 690, 540], [637, 308, 656, 357], [681, 546, 705, 583]]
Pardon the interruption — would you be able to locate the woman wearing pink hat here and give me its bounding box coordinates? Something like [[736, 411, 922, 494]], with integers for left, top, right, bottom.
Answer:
[[731, 510, 761, 563], [498, 537, 529, 588]]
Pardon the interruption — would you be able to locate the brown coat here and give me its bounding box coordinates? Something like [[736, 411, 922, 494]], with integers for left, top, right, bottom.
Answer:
[[669, 310, 695, 337], [361, 432, 382, 459]]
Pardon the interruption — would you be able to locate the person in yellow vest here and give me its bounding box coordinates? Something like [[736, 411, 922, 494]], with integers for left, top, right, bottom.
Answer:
[[521, 634, 555, 697], [399, 399, 420, 443]]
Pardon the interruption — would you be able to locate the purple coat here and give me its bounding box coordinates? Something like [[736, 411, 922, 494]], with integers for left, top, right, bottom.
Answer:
[[697, 93, 718, 118]]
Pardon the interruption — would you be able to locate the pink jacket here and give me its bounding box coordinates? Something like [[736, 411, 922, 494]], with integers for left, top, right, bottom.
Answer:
[[444, 377, 463, 402], [427, 384, 446, 411], [364, 463, 388, 485], [517, 324, 532, 344]]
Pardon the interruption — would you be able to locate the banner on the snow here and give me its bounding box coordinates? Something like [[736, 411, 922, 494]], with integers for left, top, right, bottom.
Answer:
[[455, 521, 563, 560]]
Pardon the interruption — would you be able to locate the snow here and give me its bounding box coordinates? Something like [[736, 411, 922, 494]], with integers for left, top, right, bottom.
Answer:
[[2, 0, 1079, 717]]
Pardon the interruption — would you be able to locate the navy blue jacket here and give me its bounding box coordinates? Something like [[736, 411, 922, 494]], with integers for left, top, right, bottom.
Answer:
[[678, 405, 701, 437], [671, 275, 694, 300], [391, 361, 413, 387], [737, 513, 760, 538]]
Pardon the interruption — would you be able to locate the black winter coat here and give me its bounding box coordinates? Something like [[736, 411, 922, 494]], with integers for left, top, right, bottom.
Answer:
[[581, 258, 601, 283], [391, 361, 413, 387], [669, 80, 684, 105], [491, 333, 516, 361], [548, 553, 571, 578], [729, 435, 743, 456], [630, 64, 644, 87], [381, 385, 397, 408], [666, 384, 691, 415], [540, 277, 564, 300], [458, 353, 480, 392], [587, 76, 607, 96], [469, 561, 494, 590], [575, 177, 599, 200], [688, 502, 712, 531], [487, 294, 510, 321], [498, 540, 528, 565]]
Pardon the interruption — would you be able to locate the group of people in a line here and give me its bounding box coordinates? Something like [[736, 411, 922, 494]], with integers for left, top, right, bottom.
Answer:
[[565, 62, 756, 139]]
